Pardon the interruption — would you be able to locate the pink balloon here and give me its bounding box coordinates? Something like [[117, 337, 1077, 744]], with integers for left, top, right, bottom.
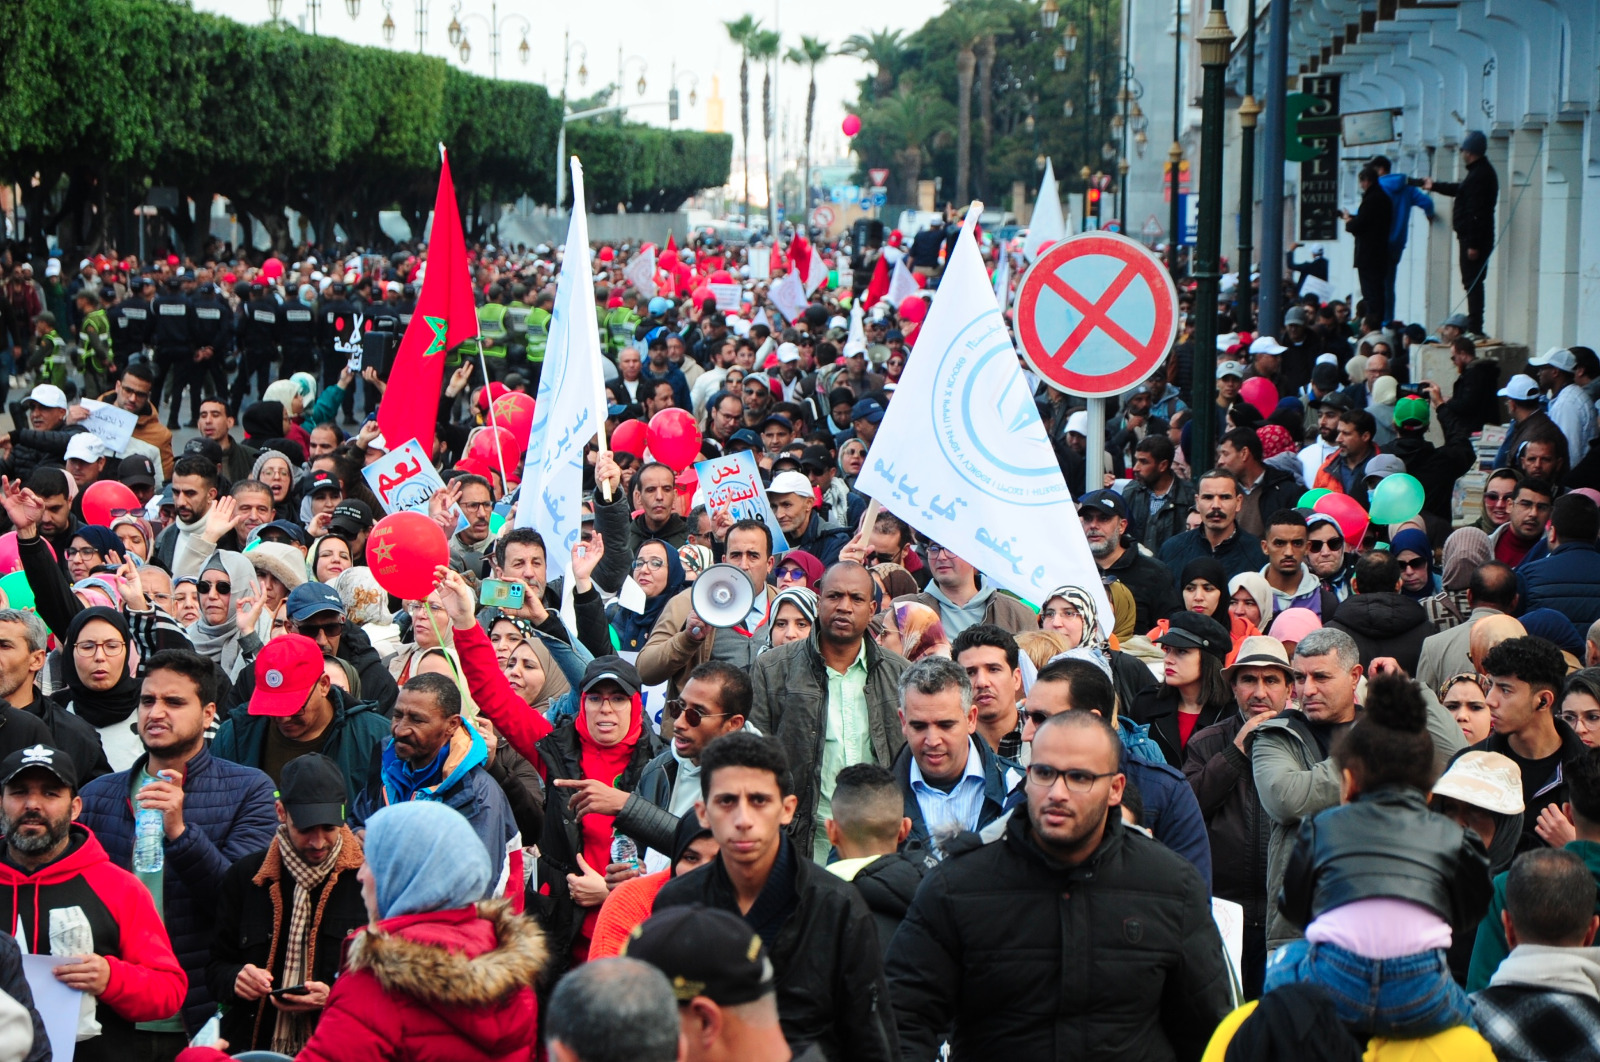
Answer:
[[842, 114, 861, 137], [1239, 376, 1278, 418], [1313, 493, 1370, 548]]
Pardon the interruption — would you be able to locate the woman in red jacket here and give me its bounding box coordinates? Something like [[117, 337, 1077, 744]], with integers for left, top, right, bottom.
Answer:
[[178, 801, 547, 1062]]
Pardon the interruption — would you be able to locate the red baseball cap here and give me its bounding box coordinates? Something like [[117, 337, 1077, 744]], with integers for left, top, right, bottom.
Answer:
[[249, 634, 325, 717]]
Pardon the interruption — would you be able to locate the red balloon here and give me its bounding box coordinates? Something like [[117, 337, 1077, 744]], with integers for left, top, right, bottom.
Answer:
[[709, 269, 733, 284], [611, 418, 648, 459], [0, 531, 53, 576], [842, 114, 861, 137], [898, 296, 928, 323], [365, 512, 449, 600], [1313, 493, 1370, 548], [645, 408, 702, 472], [1239, 376, 1278, 418], [490, 392, 537, 444], [82, 481, 142, 528], [691, 285, 712, 304], [466, 426, 521, 469]]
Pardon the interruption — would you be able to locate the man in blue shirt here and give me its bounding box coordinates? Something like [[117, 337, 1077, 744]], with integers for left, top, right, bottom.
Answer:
[[891, 656, 1020, 857], [1371, 155, 1434, 326]]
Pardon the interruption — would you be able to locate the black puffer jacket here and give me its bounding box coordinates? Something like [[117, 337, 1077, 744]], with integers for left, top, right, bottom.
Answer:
[[887, 811, 1230, 1061], [850, 849, 931, 961], [1183, 711, 1270, 926], [1328, 592, 1436, 676], [656, 842, 898, 1062], [1279, 785, 1491, 933]]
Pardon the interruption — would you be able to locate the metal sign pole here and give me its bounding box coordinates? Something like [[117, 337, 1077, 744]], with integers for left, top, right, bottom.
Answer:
[[1086, 395, 1106, 493]]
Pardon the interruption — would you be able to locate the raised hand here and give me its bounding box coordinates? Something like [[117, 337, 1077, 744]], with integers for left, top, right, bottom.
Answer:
[[0, 478, 43, 538], [432, 565, 478, 629], [116, 552, 148, 612], [570, 535, 604, 589], [202, 495, 240, 544]]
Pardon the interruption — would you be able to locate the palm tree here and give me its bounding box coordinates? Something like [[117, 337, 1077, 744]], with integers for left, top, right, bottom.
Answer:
[[786, 36, 830, 224], [840, 28, 904, 100], [862, 85, 955, 207], [748, 29, 782, 235], [941, 1, 1003, 205], [723, 15, 760, 223], [974, 30, 996, 200]]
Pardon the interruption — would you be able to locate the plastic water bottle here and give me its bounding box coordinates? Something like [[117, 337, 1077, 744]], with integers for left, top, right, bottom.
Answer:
[[133, 782, 165, 874], [611, 830, 640, 870]]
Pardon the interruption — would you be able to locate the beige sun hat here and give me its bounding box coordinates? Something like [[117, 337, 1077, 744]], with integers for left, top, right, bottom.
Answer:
[[1431, 751, 1524, 816]]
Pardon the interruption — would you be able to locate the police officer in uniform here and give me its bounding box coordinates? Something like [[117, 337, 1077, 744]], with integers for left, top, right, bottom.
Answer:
[[150, 276, 195, 424], [108, 276, 154, 373], [477, 284, 512, 383], [183, 281, 231, 426], [232, 281, 280, 409], [522, 289, 552, 392], [280, 284, 317, 379]]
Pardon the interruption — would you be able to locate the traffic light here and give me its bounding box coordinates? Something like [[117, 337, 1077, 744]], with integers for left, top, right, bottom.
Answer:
[[1087, 187, 1102, 218]]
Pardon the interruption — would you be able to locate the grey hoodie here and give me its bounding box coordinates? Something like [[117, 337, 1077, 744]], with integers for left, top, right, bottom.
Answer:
[[1489, 944, 1600, 1001]]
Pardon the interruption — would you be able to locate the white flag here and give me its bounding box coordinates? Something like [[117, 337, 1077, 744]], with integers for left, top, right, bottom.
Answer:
[[1023, 158, 1066, 262], [993, 248, 1011, 311], [802, 242, 828, 295], [623, 245, 658, 299], [769, 271, 808, 323], [752, 307, 771, 330], [856, 201, 1113, 630], [841, 300, 868, 359], [886, 256, 919, 307], [516, 157, 608, 586]]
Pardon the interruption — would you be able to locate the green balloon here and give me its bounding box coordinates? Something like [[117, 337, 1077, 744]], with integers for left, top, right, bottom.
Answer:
[[0, 571, 34, 612], [827, 268, 839, 290], [1369, 473, 1426, 525], [1298, 488, 1332, 508]]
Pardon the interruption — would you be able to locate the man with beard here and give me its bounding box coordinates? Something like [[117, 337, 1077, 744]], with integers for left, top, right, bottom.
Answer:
[[1078, 489, 1180, 633], [1299, 390, 1350, 488], [0, 744, 188, 1062], [1123, 435, 1195, 550], [208, 753, 369, 1054], [152, 453, 221, 571], [78, 649, 279, 1036]]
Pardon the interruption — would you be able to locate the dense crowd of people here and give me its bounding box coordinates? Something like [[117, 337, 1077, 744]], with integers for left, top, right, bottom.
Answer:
[[0, 190, 1594, 1062]]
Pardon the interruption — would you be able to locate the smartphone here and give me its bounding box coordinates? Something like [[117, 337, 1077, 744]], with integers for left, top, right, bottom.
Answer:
[[269, 985, 309, 998], [479, 579, 526, 610], [1398, 382, 1425, 398]]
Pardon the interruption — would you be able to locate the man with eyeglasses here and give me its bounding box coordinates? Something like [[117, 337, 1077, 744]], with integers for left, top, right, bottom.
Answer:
[[566, 660, 752, 863], [887, 708, 1229, 1060], [211, 633, 389, 808], [903, 541, 1038, 638], [1490, 477, 1555, 568], [445, 473, 499, 575], [104, 362, 174, 480]]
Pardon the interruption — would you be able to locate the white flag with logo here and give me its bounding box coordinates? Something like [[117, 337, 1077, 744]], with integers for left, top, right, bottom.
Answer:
[[856, 201, 1112, 629], [623, 245, 658, 299], [1023, 158, 1066, 262], [886, 256, 919, 307], [515, 157, 608, 586]]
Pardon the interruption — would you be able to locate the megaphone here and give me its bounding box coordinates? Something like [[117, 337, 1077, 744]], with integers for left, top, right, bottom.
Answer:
[[690, 564, 755, 630]]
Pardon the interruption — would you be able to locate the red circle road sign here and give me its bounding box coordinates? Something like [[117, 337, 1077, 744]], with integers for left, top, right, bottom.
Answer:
[[1014, 231, 1178, 398]]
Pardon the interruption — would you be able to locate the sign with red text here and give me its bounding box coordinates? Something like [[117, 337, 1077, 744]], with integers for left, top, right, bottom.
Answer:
[[692, 450, 790, 553]]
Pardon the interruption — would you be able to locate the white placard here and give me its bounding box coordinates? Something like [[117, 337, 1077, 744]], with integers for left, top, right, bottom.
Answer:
[[76, 400, 137, 455], [362, 437, 445, 514], [709, 283, 742, 312], [1300, 274, 1337, 303], [22, 953, 81, 1062]]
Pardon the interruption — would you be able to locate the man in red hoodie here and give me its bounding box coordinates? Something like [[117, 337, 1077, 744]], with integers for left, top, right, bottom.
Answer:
[[0, 744, 187, 1062]]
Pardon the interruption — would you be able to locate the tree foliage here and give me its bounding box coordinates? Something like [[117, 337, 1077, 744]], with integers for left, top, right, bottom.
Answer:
[[0, 0, 731, 255]]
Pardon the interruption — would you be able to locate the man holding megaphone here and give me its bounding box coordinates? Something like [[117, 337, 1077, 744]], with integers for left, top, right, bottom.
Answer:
[[637, 519, 776, 702]]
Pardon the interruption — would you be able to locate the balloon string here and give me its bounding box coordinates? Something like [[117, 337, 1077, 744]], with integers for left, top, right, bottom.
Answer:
[[425, 605, 469, 700]]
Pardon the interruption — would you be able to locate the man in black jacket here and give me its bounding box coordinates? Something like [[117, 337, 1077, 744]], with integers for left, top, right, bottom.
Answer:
[[1425, 131, 1499, 335], [1328, 551, 1437, 676], [1080, 489, 1180, 634], [655, 732, 898, 1062], [1216, 427, 1301, 539], [887, 710, 1230, 1059], [1438, 336, 1501, 433], [1157, 471, 1264, 588], [1391, 391, 1476, 533], [207, 754, 368, 1054]]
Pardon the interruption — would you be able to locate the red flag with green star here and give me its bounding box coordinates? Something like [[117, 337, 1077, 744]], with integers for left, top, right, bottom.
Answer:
[[377, 146, 477, 456]]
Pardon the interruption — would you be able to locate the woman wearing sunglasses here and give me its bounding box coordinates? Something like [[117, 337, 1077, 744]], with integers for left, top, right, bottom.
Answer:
[[187, 549, 267, 682], [773, 548, 823, 591], [1390, 527, 1441, 602], [606, 540, 685, 653]]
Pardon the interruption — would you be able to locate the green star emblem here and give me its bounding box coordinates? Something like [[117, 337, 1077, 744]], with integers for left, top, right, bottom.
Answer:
[[421, 315, 448, 357]]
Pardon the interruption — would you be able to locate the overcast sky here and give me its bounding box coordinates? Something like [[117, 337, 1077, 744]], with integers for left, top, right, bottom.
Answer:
[[195, 0, 945, 175]]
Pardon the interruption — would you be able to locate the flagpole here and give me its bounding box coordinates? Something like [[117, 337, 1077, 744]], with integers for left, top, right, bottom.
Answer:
[[474, 322, 513, 493]]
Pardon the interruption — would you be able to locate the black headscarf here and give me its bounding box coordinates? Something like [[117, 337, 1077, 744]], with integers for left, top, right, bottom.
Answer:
[[60, 606, 141, 728], [1179, 557, 1232, 626], [241, 401, 286, 443]]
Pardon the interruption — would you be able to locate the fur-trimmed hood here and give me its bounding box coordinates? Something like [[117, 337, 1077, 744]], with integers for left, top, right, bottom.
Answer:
[[344, 899, 546, 1050]]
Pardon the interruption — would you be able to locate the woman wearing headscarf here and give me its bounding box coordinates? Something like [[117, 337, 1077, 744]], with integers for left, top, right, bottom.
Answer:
[[1423, 526, 1490, 629], [1228, 572, 1276, 645], [250, 448, 297, 519], [432, 566, 661, 975], [65, 524, 122, 582], [335, 566, 402, 665], [1390, 527, 1441, 604], [110, 515, 155, 563], [773, 548, 824, 591], [1038, 584, 1157, 709], [176, 801, 546, 1062], [878, 600, 949, 661], [765, 585, 817, 650], [606, 539, 685, 653], [837, 437, 867, 485], [187, 549, 267, 682], [676, 543, 713, 582], [51, 606, 145, 770], [1128, 611, 1234, 768], [869, 563, 920, 602]]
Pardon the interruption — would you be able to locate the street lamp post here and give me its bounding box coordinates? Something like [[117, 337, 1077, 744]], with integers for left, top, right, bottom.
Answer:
[[555, 31, 588, 210], [1167, 0, 1183, 275], [1234, 0, 1259, 330], [1191, 0, 1235, 470], [668, 62, 699, 127], [453, 2, 530, 80]]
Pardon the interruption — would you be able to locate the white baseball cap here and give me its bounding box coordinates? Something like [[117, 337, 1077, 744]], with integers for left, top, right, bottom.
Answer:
[[1529, 347, 1577, 374], [385, 280, 403, 295], [22, 384, 68, 411], [43, 259, 61, 278], [776, 342, 800, 364], [1065, 410, 1090, 436], [1249, 335, 1288, 357], [64, 433, 106, 464], [766, 470, 814, 498], [1216, 361, 1245, 380], [1497, 373, 1541, 402], [78, 258, 93, 271]]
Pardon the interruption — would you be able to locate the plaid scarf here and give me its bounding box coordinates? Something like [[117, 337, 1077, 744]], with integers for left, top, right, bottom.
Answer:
[[272, 826, 344, 1055]]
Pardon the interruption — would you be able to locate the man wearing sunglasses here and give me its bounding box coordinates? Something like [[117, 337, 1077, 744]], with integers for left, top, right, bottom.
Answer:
[[887, 709, 1228, 1060]]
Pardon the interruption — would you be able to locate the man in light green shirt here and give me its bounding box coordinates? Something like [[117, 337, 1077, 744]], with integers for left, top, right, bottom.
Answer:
[[815, 641, 874, 861]]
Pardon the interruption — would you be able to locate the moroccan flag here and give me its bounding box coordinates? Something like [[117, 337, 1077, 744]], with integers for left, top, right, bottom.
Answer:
[[862, 254, 890, 308], [665, 232, 678, 254], [377, 146, 477, 456], [788, 233, 827, 294]]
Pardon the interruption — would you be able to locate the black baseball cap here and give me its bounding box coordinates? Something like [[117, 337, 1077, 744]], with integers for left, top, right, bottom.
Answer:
[[329, 499, 373, 539], [117, 454, 158, 489], [1154, 611, 1231, 662], [1077, 488, 1128, 521], [579, 656, 642, 698], [798, 445, 832, 474], [1311, 390, 1354, 412], [183, 437, 225, 465], [276, 753, 346, 829], [0, 745, 78, 792], [622, 905, 777, 1007], [306, 470, 341, 496]]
